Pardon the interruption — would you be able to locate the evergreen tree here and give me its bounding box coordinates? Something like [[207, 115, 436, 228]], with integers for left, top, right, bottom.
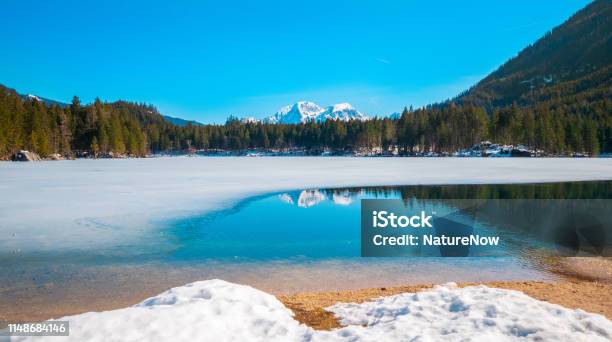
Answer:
[[91, 136, 99, 158]]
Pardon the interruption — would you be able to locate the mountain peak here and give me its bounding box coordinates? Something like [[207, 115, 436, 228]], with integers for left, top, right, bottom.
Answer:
[[330, 102, 354, 112], [294, 101, 325, 115], [321, 102, 367, 122], [296, 100, 318, 106], [26, 94, 41, 101], [264, 101, 368, 124], [265, 101, 325, 124]]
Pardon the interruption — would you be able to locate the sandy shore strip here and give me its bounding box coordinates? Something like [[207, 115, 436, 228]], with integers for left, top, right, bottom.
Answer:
[[279, 280, 612, 330], [279, 256, 612, 329]]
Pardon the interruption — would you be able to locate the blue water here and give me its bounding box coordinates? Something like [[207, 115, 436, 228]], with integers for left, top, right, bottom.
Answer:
[[159, 182, 611, 263], [167, 190, 363, 261]]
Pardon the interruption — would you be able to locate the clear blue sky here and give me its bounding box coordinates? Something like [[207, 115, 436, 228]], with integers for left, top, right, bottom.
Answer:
[[0, 0, 591, 123]]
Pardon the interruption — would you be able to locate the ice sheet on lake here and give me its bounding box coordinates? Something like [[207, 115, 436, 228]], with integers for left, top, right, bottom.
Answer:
[[6, 279, 611, 342], [1, 157, 611, 251]]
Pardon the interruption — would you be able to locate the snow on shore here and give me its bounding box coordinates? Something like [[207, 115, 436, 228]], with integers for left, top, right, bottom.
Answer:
[[1, 157, 612, 252], [327, 283, 612, 341], [6, 279, 611, 342]]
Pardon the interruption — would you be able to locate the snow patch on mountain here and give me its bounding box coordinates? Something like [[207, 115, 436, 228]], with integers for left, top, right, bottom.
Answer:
[[26, 94, 41, 101], [264, 101, 369, 124], [318, 103, 368, 122], [264, 101, 326, 124]]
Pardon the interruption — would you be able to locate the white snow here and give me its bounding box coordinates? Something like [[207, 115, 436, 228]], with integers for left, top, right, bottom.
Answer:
[[296, 189, 326, 207], [265, 101, 326, 124], [264, 101, 368, 124], [319, 103, 368, 122], [6, 280, 611, 342], [26, 94, 41, 101], [1, 157, 612, 252], [332, 191, 354, 206], [278, 190, 328, 207], [326, 282, 612, 341], [331, 103, 354, 112], [279, 189, 354, 206]]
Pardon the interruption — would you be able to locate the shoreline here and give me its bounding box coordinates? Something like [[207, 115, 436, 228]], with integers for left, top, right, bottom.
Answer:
[[279, 279, 612, 330], [3, 258, 610, 327], [3, 279, 610, 329], [279, 256, 612, 329], [4, 155, 612, 162]]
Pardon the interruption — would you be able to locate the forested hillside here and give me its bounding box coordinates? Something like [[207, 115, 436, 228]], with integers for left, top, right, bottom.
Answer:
[[457, 0, 611, 108], [0, 0, 610, 159], [1, 81, 608, 158]]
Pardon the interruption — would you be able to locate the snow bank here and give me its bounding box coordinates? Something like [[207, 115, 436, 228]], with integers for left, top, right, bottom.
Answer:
[[6, 280, 308, 342], [1, 157, 611, 252], [7, 280, 612, 341], [327, 283, 612, 341]]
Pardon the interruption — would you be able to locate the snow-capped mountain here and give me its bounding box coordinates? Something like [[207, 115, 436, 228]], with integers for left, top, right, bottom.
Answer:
[[318, 103, 368, 122], [278, 189, 359, 207], [263, 101, 369, 124], [264, 101, 325, 124], [278, 190, 326, 208]]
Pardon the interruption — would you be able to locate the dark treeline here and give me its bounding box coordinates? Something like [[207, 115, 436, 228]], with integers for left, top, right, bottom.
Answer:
[[0, 79, 610, 159], [324, 181, 612, 201], [0, 86, 152, 158]]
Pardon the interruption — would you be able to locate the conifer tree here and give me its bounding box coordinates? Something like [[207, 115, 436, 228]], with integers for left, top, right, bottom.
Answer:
[[91, 136, 99, 158]]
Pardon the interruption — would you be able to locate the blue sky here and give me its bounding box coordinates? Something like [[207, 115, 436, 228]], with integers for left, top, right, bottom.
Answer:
[[1, 0, 591, 123]]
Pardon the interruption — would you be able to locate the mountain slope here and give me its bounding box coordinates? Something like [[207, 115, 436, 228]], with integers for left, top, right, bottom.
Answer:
[[19, 94, 69, 108], [264, 101, 369, 124], [162, 115, 203, 126], [458, 0, 611, 108], [318, 103, 368, 122], [264, 101, 326, 124], [15, 88, 199, 127]]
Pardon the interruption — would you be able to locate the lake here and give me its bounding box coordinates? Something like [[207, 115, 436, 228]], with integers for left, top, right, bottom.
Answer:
[[1, 181, 611, 321]]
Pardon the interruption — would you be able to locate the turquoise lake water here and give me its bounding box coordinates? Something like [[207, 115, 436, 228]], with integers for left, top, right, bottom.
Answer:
[[161, 181, 611, 262]]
